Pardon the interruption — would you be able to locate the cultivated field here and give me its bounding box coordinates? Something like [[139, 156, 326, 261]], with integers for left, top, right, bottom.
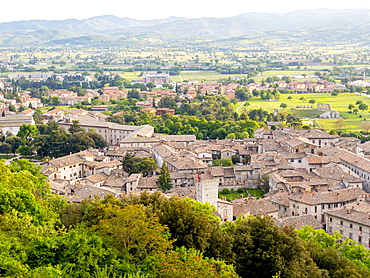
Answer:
[[234, 93, 370, 132]]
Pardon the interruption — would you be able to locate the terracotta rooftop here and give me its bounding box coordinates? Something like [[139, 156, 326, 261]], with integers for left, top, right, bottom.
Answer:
[[289, 187, 366, 205]]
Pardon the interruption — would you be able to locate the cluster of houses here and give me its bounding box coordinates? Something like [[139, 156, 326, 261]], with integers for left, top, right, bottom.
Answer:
[[37, 113, 370, 248], [178, 79, 346, 100], [0, 73, 369, 247]]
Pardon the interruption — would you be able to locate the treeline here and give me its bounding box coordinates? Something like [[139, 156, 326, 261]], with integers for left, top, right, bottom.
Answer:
[[0, 161, 369, 277], [0, 121, 106, 158], [108, 109, 303, 141], [12, 74, 127, 91], [108, 111, 258, 140]]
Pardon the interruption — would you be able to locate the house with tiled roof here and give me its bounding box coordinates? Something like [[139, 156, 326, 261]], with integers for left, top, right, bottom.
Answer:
[[42, 108, 65, 122], [320, 147, 370, 192], [325, 200, 370, 248], [233, 198, 279, 220], [275, 215, 323, 230], [288, 187, 366, 223]]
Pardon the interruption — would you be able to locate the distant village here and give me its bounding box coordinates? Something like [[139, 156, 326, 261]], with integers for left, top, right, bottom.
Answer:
[[0, 72, 370, 249]]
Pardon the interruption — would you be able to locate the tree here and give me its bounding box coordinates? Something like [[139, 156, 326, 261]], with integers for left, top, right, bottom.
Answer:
[[157, 164, 173, 192], [123, 154, 157, 176], [299, 97, 306, 102], [309, 99, 316, 105], [331, 92, 338, 97], [146, 82, 156, 91], [158, 96, 177, 109], [150, 247, 238, 278], [4, 136, 22, 155], [96, 205, 172, 263], [86, 131, 107, 149], [18, 145, 33, 156], [226, 216, 325, 278], [280, 103, 287, 109], [68, 120, 83, 134], [68, 132, 95, 153], [0, 142, 11, 154], [17, 124, 38, 146], [8, 104, 16, 112], [358, 103, 368, 112], [132, 157, 157, 176], [297, 226, 370, 275], [348, 104, 355, 112], [50, 96, 60, 105]]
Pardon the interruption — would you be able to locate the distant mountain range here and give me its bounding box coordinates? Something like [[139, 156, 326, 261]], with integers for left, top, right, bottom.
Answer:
[[2, 9, 370, 47]]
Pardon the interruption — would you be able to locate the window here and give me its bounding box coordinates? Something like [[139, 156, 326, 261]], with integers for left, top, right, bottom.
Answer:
[[330, 217, 332, 222], [340, 221, 343, 225], [359, 236, 362, 243], [298, 159, 302, 163], [350, 224, 353, 229], [290, 159, 294, 162]]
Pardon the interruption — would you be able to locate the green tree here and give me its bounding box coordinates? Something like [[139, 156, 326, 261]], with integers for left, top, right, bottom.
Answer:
[[68, 120, 84, 134], [68, 132, 95, 153], [280, 103, 287, 109], [131, 157, 157, 176], [157, 164, 173, 192], [96, 205, 172, 263], [226, 216, 325, 278], [0, 142, 11, 154], [149, 247, 238, 278], [309, 99, 316, 105], [17, 124, 38, 146], [86, 131, 107, 149], [358, 103, 368, 112], [4, 136, 22, 155]]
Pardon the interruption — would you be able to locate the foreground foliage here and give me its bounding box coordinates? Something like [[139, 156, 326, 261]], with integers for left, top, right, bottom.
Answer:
[[0, 161, 369, 277]]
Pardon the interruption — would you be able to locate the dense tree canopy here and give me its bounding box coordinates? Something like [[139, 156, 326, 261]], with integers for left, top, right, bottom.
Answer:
[[0, 161, 369, 277]]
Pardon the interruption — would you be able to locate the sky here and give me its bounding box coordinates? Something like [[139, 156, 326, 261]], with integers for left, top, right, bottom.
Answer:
[[1, 0, 370, 23]]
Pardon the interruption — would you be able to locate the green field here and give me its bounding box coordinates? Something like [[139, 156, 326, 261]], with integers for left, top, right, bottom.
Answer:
[[235, 93, 370, 131]]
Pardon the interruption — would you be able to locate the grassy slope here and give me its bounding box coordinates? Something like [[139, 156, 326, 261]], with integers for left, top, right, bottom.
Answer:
[[235, 93, 370, 131]]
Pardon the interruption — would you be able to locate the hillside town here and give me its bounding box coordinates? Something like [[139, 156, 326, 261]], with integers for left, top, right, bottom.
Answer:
[[36, 114, 370, 248], [0, 71, 370, 251]]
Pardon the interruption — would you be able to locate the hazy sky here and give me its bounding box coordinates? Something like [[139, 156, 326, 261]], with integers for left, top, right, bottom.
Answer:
[[1, 0, 370, 23]]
